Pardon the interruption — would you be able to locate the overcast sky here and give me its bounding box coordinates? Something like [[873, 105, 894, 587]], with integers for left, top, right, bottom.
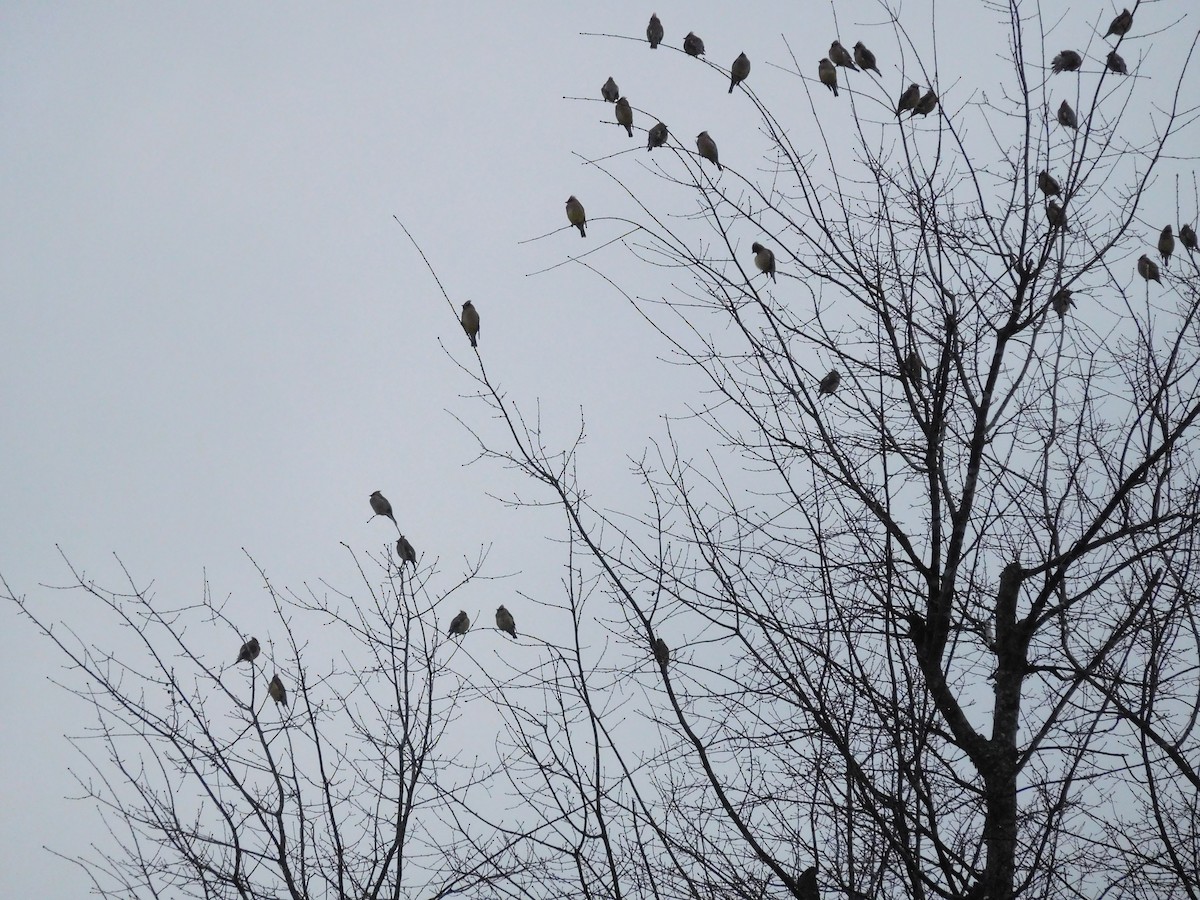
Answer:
[[2, 2, 1195, 895]]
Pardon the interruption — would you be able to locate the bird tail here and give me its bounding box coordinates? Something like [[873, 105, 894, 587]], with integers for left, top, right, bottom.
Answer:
[[470, 335, 477, 348], [579, 224, 586, 238]]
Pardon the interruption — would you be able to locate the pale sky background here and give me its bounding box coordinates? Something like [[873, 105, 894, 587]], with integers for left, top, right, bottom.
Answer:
[[2, 2, 1195, 896]]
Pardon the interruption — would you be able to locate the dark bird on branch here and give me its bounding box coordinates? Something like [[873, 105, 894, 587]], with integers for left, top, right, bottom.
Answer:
[[370, 491, 397, 527], [818, 58, 838, 96], [696, 131, 721, 171], [654, 637, 670, 667], [1037, 170, 1061, 197], [647, 13, 663, 49], [1159, 225, 1174, 268], [1051, 50, 1082, 73], [729, 52, 751, 93], [1180, 224, 1197, 253], [565, 195, 587, 237], [819, 370, 841, 396], [268, 674, 287, 707], [448, 610, 470, 637], [854, 42, 881, 76], [897, 83, 920, 115], [1138, 254, 1161, 284], [1051, 288, 1075, 318], [396, 535, 417, 566], [1105, 9, 1133, 39], [683, 31, 705, 57], [496, 605, 516, 638], [751, 242, 776, 282], [236, 637, 260, 664], [601, 76, 619, 103], [829, 41, 858, 71], [615, 97, 633, 137], [460, 301, 480, 348], [647, 121, 669, 150], [1057, 100, 1078, 129], [1106, 50, 1128, 74]]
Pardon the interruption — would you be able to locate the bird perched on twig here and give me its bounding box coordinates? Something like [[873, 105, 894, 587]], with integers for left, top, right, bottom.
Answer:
[[854, 42, 881, 76], [236, 637, 261, 664], [1051, 288, 1075, 318], [818, 58, 838, 96], [829, 41, 858, 71], [797, 865, 819, 900], [1051, 50, 1083, 73], [461, 301, 480, 348], [902, 349, 924, 387], [1046, 201, 1067, 230], [819, 370, 841, 396], [1105, 9, 1133, 39], [565, 195, 587, 237], [654, 637, 670, 667], [913, 90, 938, 117], [683, 31, 705, 57], [448, 610, 470, 637], [1057, 100, 1078, 130], [370, 491, 398, 528], [1106, 50, 1128, 74], [1037, 170, 1061, 197], [268, 674, 287, 707], [1159, 225, 1174, 268], [601, 76, 619, 103], [495, 605, 516, 638], [1180, 224, 1197, 253], [751, 242, 776, 282], [646, 13, 663, 49], [647, 121, 669, 151], [615, 97, 633, 137], [396, 535, 417, 566], [729, 52, 751, 93], [696, 132, 721, 171], [897, 83, 920, 116], [1138, 254, 1162, 284]]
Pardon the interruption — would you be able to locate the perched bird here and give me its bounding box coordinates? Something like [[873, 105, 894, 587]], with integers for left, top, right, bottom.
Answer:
[[396, 534, 417, 566], [370, 490, 397, 527], [1106, 50, 1128, 74], [1051, 288, 1075, 318], [647, 121, 669, 151], [818, 58, 838, 96], [1138, 254, 1162, 284], [913, 90, 938, 117], [751, 242, 776, 282], [1057, 100, 1078, 130], [829, 40, 858, 71], [818, 370, 841, 396], [653, 637, 670, 667], [1046, 200, 1067, 230], [566, 195, 587, 238], [1051, 50, 1083, 74], [236, 637, 261, 664], [1037, 170, 1062, 197], [797, 866, 819, 900], [902, 349, 923, 387], [461, 301, 480, 348], [448, 610, 470, 637], [897, 83, 921, 116], [683, 31, 705, 57], [1180, 223, 1197, 253], [615, 97, 633, 137], [495, 605, 516, 638], [982, 619, 996, 649], [647, 13, 663, 49], [729, 52, 751, 93], [601, 76, 619, 103], [268, 674, 287, 707], [1105, 9, 1133, 39], [1158, 225, 1174, 268], [696, 131, 721, 171], [854, 41, 881, 76]]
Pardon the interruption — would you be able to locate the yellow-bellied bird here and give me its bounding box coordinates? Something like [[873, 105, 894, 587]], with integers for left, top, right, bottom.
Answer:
[[615, 97, 633, 137], [566, 195, 587, 238], [854, 42, 881, 76], [696, 131, 721, 171], [496, 605, 516, 638], [268, 674, 287, 707], [818, 58, 838, 96], [729, 52, 751, 93], [237, 637, 260, 664], [448, 610, 470, 637], [751, 242, 776, 282], [1138, 254, 1161, 284], [370, 490, 397, 527], [461, 301, 480, 348]]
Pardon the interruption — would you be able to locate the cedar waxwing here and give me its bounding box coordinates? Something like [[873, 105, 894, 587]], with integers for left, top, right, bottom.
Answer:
[[1105, 9, 1133, 39], [913, 90, 938, 117], [396, 535, 417, 566], [829, 41, 858, 71], [1159, 225, 1174, 268], [696, 131, 721, 171], [461, 301, 480, 348], [897, 83, 920, 115], [1106, 50, 1128, 74], [1138, 254, 1162, 284], [683, 31, 705, 57], [448, 610, 470, 637], [854, 42, 881, 76], [236, 637, 261, 664], [1046, 200, 1067, 230], [1051, 50, 1083, 74], [495, 605, 516, 638], [1037, 170, 1062, 197], [647, 121, 669, 151], [653, 637, 670, 667], [1057, 100, 1078, 130], [615, 96, 633, 137], [751, 242, 776, 282], [601, 76, 619, 103], [566, 195, 587, 238], [818, 58, 838, 96], [1051, 288, 1075, 318], [729, 52, 751, 93], [370, 490, 398, 527], [268, 674, 287, 707], [1180, 224, 1197, 252], [902, 349, 923, 387], [797, 866, 819, 900], [647, 13, 663, 49], [818, 370, 841, 395]]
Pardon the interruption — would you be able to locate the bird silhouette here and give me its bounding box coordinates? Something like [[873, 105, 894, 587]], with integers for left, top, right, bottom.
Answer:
[[729, 52, 751, 92], [601, 76, 619, 103], [913, 90, 938, 117], [461, 301, 480, 348], [797, 865, 819, 900], [1051, 50, 1082, 73], [268, 674, 287, 707], [853, 42, 881, 76], [654, 637, 670, 667], [647, 121, 669, 151], [1180, 224, 1197, 253], [696, 131, 721, 171], [370, 491, 398, 527], [829, 41, 858, 71], [1046, 200, 1067, 230], [897, 83, 920, 115], [819, 370, 841, 395], [683, 32, 705, 57], [1057, 100, 1078, 129], [1159, 225, 1174, 268], [1105, 9, 1133, 39], [566, 196, 587, 237], [495, 605, 516, 638], [1138, 254, 1161, 284], [236, 637, 260, 664], [1037, 170, 1061, 197], [1106, 50, 1128, 74], [818, 58, 838, 96], [1051, 288, 1075, 318], [615, 97, 633, 137], [751, 242, 776, 282], [902, 349, 924, 387], [396, 535, 417, 566], [448, 610, 470, 637], [647, 14, 663, 49]]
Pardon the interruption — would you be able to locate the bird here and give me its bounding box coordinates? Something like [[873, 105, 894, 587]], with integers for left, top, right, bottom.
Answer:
[[797, 865, 819, 900], [683, 32, 705, 57], [1106, 50, 1128, 74], [236, 637, 261, 664], [897, 83, 921, 116], [615, 97, 633, 137], [696, 131, 721, 171], [829, 40, 858, 71], [1138, 254, 1162, 284], [1057, 100, 1078, 130], [982, 618, 996, 649], [396, 535, 417, 566], [448, 610, 470, 637], [1105, 9, 1133, 39], [601, 76, 619, 103], [751, 242, 776, 282], [818, 58, 838, 96], [913, 90, 938, 117], [1159, 225, 1174, 268], [653, 637, 670, 667], [370, 490, 398, 527], [818, 370, 841, 395], [1051, 50, 1083, 74], [647, 13, 663, 49], [1046, 200, 1067, 230], [1181, 223, 1197, 253], [495, 605, 516, 638], [461, 301, 480, 348], [1051, 288, 1075, 318], [902, 349, 923, 387], [853, 42, 881, 76], [1037, 170, 1061, 197], [566, 195, 587, 238], [268, 674, 287, 707], [729, 52, 751, 93], [647, 121, 669, 151]]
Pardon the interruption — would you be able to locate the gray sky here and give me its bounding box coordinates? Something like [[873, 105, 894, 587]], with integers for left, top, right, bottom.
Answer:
[[2, 2, 1194, 895]]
